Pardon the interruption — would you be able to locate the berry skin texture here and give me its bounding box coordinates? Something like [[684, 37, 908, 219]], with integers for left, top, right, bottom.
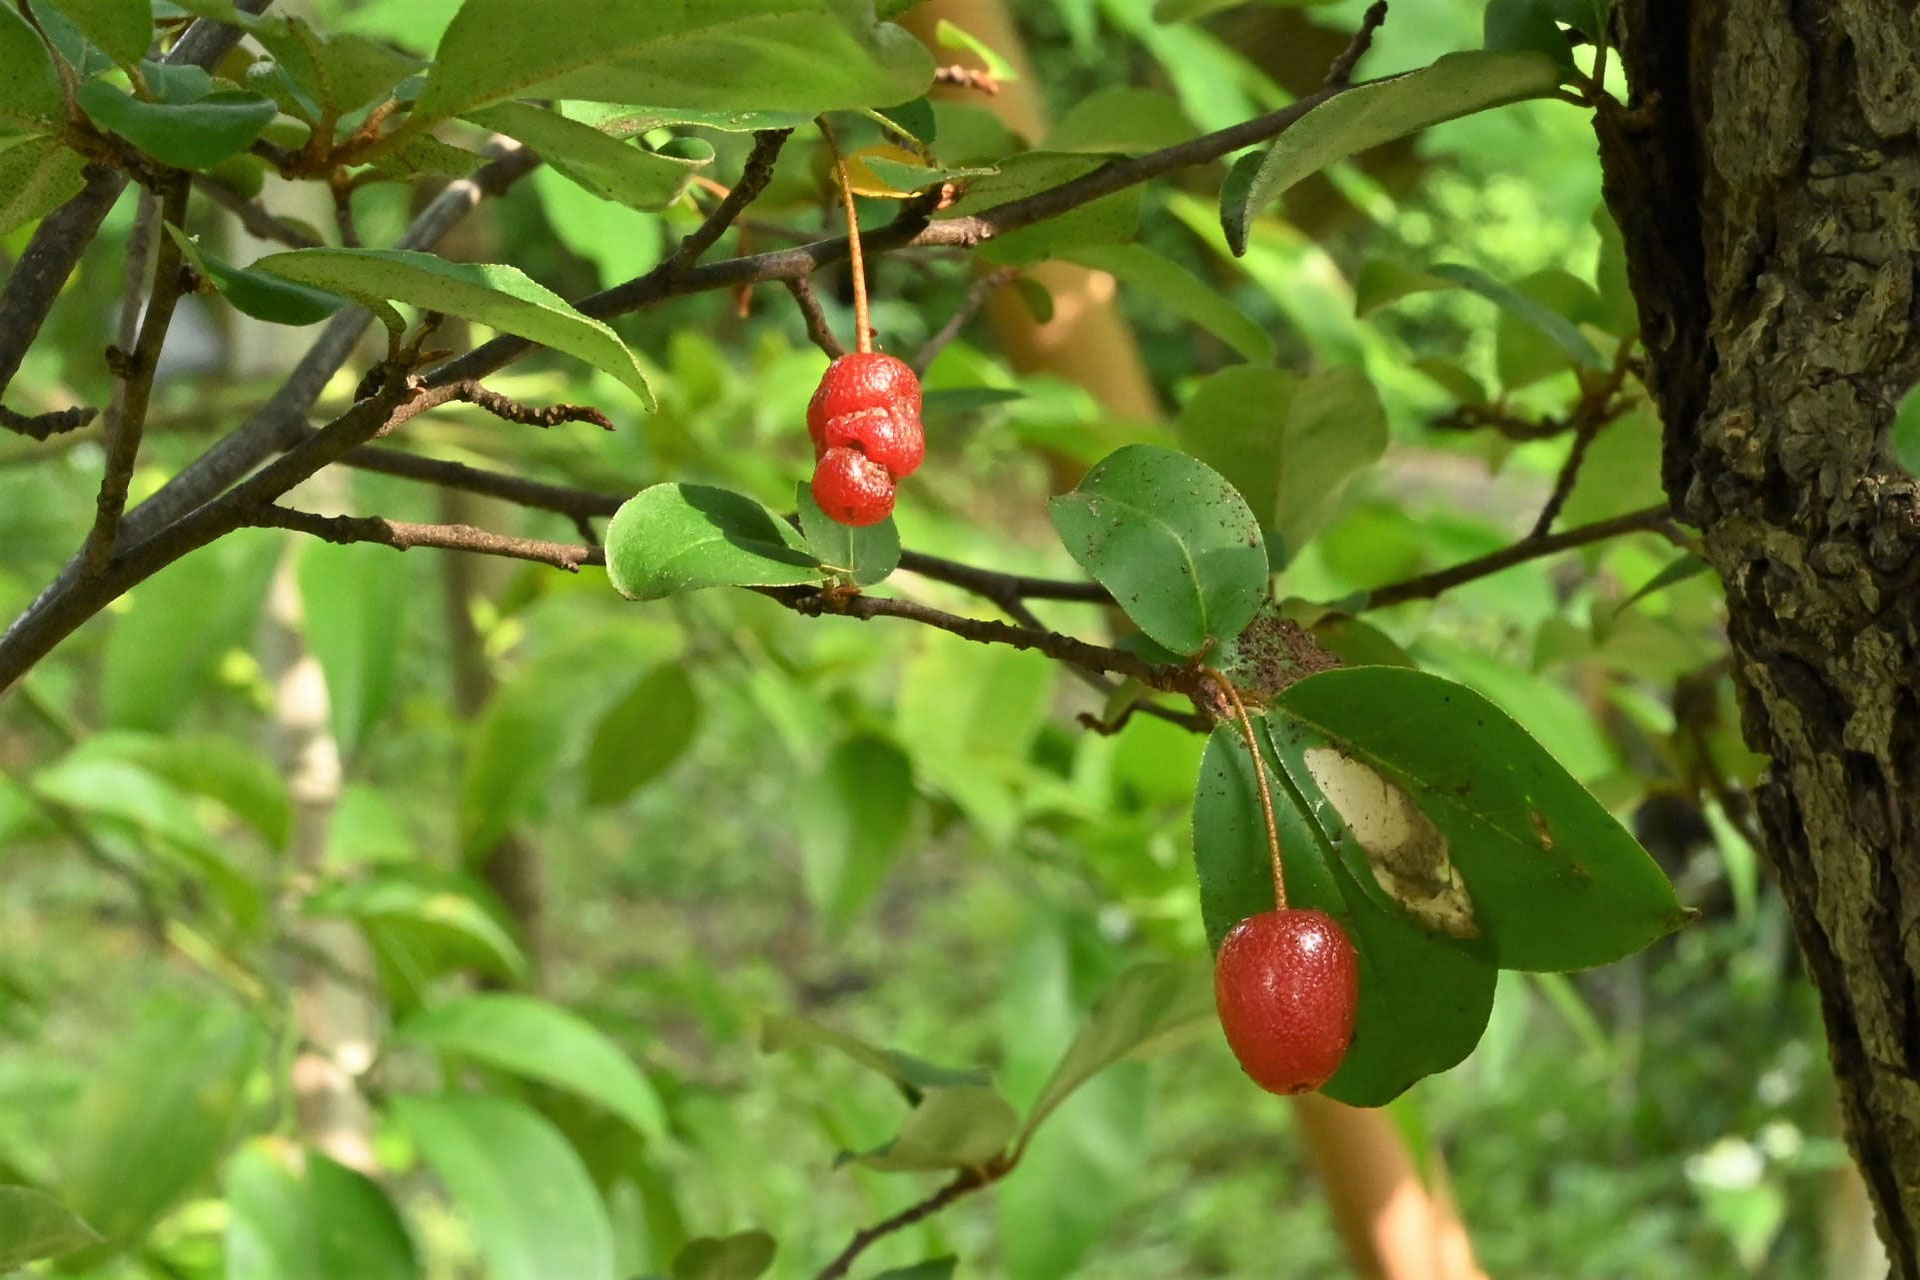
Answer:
[[807, 351, 924, 487], [812, 446, 896, 526], [1213, 908, 1360, 1095]]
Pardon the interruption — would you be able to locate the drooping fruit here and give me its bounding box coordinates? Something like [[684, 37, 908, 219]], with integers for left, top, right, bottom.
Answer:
[[1213, 908, 1359, 1095], [807, 352, 924, 477], [812, 446, 896, 526]]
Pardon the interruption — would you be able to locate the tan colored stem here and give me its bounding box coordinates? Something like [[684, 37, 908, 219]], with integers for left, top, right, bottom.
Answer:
[[817, 119, 870, 354]]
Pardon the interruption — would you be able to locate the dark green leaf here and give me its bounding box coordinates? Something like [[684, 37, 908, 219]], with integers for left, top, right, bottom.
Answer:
[[40, 0, 152, 68], [584, 663, 702, 806], [224, 1141, 417, 1280], [251, 248, 654, 404], [1193, 723, 1496, 1105], [1046, 87, 1195, 155], [305, 866, 528, 983], [1484, 0, 1576, 71], [1220, 51, 1562, 255], [871, 1260, 957, 1280], [761, 1013, 989, 1100], [944, 152, 1142, 266], [1619, 555, 1712, 612], [1065, 244, 1272, 363], [798, 734, 915, 932], [673, 1231, 775, 1280], [1430, 262, 1606, 372], [76, 81, 277, 170], [0, 136, 90, 235], [392, 1094, 616, 1280], [0, 1187, 99, 1270], [78, 730, 292, 850], [1353, 258, 1455, 317], [1269, 666, 1691, 970], [250, 15, 422, 124], [1494, 268, 1605, 385], [605, 483, 820, 600], [1049, 443, 1269, 655], [399, 994, 668, 1143], [166, 227, 345, 325], [853, 1085, 1017, 1172], [0, 8, 62, 134], [467, 101, 711, 212], [296, 537, 407, 756], [797, 479, 900, 586]]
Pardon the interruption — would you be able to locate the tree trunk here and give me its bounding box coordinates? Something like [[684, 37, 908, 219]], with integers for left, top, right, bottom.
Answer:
[[1600, 5, 1920, 1271]]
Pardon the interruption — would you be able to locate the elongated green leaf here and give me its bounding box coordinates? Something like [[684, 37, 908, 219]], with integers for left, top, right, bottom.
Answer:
[[58, 997, 260, 1245], [399, 994, 668, 1143], [467, 102, 710, 212], [0, 136, 91, 235], [1269, 667, 1691, 970], [41, 0, 151, 68], [1222, 50, 1563, 254], [1486, 266, 1608, 382], [1066, 244, 1272, 363], [77, 81, 277, 170], [1046, 87, 1195, 156], [797, 479, 899, 587], [584, 662, 702, 806], [297, 538, 407, 757], [1020, 962, 1213, 1140], [872, 1261, 957, 1280], [224, 1141, 417, 1280], [75, 730, 292, 850], [0, 7, 62, 134], [1049, 444, 1268, 656], [251, 248, 653, 405], [0, 1187, 99, 1270], [392, 1095, 616, 1280], [1619, 554, 1712, 612], [411, 0, 931, 128], [761, 1013, 988, 1101], [798, 734, 915, 932], [1358, 259, 1606, 372], [1484, 0, 1576, 71], [605, 483, 820, 601], [944, 152, 1141, 266], [673, 1231, 776, 1280], [1194, 723, 1496, 1105], [166, 227, 345, 325], [854, 1085, 1017, 1172], [249, 15, 422, 124], [305, 867, 528, 983]]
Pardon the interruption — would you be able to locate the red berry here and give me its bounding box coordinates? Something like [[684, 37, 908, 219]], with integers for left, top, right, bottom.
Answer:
[[1213, 909, 1359, 1095], [811, 447, 896, 526], [807, 352, 924, 478]]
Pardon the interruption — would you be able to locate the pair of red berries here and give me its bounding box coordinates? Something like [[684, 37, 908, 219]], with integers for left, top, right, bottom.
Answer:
[[807, 352, 925, 527], [1215, 908, 1359, 1095]]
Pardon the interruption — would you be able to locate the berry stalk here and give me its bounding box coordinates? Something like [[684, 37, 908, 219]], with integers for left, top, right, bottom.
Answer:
[[816, 118, 872, 355], [1213, 672, 1287, 909]]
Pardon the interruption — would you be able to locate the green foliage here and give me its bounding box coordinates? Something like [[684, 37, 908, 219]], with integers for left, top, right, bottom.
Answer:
[[797, 479, 901, 586], [0, 1186, 99, 1269], [77, 80, 279, 170], [0, 137, 87, 235], [606, 483, 822, 600], [224, 1141, 417, 1280]]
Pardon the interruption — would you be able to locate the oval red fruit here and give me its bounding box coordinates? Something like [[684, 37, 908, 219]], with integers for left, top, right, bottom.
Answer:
[[811, 447, 896, 526], [1213, 908, 1359, 1095]]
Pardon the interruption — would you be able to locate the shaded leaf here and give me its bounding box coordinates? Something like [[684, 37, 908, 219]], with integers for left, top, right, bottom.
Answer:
[[166, 227, 345, 325], [41, 0, 152, 68], [297, 537, 408, 757], [76, 80, 277, 170], [1047, 87, 1195, 155], [673, 1230, 776, 1280], [606, 483, 820, 600], [0, 136, 85, 235], [0, 8, 63, 134], [224, 1140, 417, 1280], [584, 663, 702, 806], [0, 1187, 99, 1270], [467, 101, 711, 212], [853, 1085, 1017, 1172], [1066, 243, 1272, 363], [761, 1013, 988, 1101], [797, 479, 899, 586], [797, 734, 914, 932], [305, 866, 528, 983]]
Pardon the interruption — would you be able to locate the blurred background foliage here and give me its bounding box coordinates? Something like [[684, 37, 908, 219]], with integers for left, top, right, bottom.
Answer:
[[0, 0, 1849, 1277]]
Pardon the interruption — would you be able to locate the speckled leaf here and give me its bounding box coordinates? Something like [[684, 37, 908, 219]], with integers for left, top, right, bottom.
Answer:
[[1193, 722, 1496, 1105], [797, 479, 899, 586], [1049, 444, 1268, 656], [0, 137, 87, 235], [605, 484, 819, 600], [76, 81, 277, 169], [0, 7, 64, 134], [1269, 666, 1691, 971], [40, 0, 151, 69], [466, 102, 711, 212]]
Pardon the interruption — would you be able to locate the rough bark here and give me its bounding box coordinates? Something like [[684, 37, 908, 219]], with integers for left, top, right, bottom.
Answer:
[[1600, 4, 1920, 1271]]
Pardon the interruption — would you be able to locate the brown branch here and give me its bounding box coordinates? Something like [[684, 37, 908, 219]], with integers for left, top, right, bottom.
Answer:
[[1360, 504, 1682, 611], [912, 266, 1016, 377], [0, 402, 95, 440], [252, 505, 603, 572], [665, 128, 791, 275], [81, 177, 191, 578], [441, 380, 614, 430], [1529, 415, 1602, 538], [1324, 0, 1390, 87], [784, 276, 846, 359], [895, 549, 1111, 605], [814, 1169, 996, 1280], [933, 65, 1001, 95], [334, 445, 623, 520], [194, 172, 324, 247]]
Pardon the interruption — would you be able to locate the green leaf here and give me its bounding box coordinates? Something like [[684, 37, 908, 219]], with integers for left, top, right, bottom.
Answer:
[[224, 1141, 417, 1280], [1020, 962, 1214, 1140], [466, 102, 711, 212], [1046, 87, 1195, 155], [583, 662, 702, 806], [933, 18, 1017, 82], [251, 248, 655, 405], [1484, 0, 1576, 71], [0, 136, 90, 235], [798, 734, 915, 932], [1353, 258, 1455, 317], [0, 1187, 100, 1270], [391, 1095, 616, 1280], [1193, 723, 1496, 1105], [1049, 443, 1268, 656], [1154, 0, 1339, 17], [1549, 0, 1613, 37], [1220, 50, 1563, 255], [40, 0, 152, 68], [796, 479, 900, 586], [605, 483, 820, 601], [760, 1013, 989, 1101], [872, 1261, 957, 1280], [297, 538, 407, 757], [76, 80, 277, 170], [672, 1231, 776, 1280], [945, 152, 1142, 267], [249, 15, 422, 124], [165, 227, 345, 325], [1429, 261, 1606, 373], [399, 994, 668, 1144], [1065, 243, 1272, 363], [79, 730, 292, 850], [0, 8, 62, 134], [1269, 666, 1691, 970], [1175, 365, 1387, 562], [1618, 554, 1712, 612], [410, 0, 932, 128], [305, 867, 528, 983], [853, 1085, 1017, 1172], [57, 997, 260, 1246]]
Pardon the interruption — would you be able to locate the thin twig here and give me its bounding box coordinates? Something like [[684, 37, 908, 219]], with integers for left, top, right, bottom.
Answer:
[[933, 65, 1001, 94], [81, 177, 191, 578], [913, 267, 1016, 377], [1529, 416, 1602, 537], [1323, 1, 1389, 87], [1213, 673, 1286, 907], [441, 380, 614, 430], [194, 173, 324, 247], [784, 276, 847, 359], [814, 1169, 995, 1280], [252, 505, 604, 572], [327, 169, 361, 247], [115, 189, 158, 352], [895, 549, 1111, 605], [0, 402, 95, 439], [1360, 505, 1681, 611], [334, 445, 623, 519], [666, 128, 790, 275]]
